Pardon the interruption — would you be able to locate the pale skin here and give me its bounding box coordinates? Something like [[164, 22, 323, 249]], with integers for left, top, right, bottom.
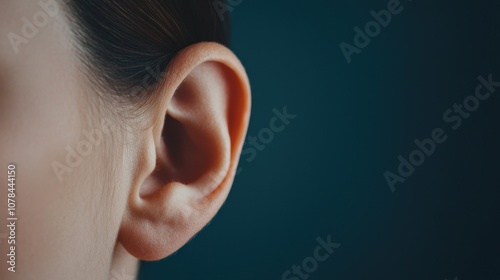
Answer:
[[0, 1, 251, 279]]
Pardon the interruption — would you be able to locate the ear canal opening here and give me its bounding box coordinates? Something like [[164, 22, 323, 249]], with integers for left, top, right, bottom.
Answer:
[[161, 112, 211, 185]]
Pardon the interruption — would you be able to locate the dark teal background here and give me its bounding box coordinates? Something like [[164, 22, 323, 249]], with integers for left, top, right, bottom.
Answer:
[[139, 0, 500, 279]]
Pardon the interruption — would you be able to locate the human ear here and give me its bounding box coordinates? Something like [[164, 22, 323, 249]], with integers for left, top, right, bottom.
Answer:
[[117, 42, 251, 260]]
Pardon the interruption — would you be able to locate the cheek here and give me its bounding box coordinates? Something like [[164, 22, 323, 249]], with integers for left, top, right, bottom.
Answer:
[[0, 1, 126, 274], [0, 40, 82, 196], [0, 34, 116, 270], [0, 63, 91, 264]]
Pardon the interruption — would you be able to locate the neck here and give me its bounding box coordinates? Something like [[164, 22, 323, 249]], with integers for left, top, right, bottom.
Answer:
[[110, 243, 139, 280]]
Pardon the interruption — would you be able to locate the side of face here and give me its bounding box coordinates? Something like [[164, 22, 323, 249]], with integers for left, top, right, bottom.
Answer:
[[0, 1, 250, 279]]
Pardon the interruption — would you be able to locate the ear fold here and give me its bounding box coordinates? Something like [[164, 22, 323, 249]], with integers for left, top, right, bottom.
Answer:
[[118, 43, 250, 261]]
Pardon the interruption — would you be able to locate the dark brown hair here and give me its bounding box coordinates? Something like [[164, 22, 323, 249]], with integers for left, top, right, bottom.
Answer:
[[65, 0, 231, 104]]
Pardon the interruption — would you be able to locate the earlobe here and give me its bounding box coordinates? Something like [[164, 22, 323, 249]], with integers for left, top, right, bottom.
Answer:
[[117, 43, 250, 261]]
